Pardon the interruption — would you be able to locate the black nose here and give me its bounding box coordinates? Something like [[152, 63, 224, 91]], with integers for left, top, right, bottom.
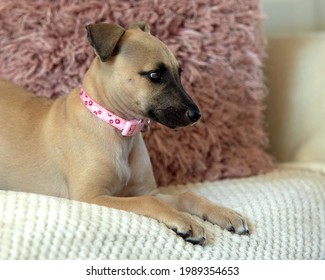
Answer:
[[186, 108, 201, 123]]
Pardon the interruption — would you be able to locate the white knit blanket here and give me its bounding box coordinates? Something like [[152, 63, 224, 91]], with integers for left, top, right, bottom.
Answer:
[[0, 164, 324, 259]]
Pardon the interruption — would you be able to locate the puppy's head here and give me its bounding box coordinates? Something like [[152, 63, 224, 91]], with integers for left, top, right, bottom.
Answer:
[[85, 22, 201, 129]]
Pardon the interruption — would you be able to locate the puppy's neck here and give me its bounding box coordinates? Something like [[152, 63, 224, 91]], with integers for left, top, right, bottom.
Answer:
[[81, 58, 138, 121]]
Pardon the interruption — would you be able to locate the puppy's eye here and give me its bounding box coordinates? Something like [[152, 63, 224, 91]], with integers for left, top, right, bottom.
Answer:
[[148, 71, 163, 83]]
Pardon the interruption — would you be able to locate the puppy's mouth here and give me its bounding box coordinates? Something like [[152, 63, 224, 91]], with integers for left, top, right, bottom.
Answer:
[[148, 107, 201, 129]]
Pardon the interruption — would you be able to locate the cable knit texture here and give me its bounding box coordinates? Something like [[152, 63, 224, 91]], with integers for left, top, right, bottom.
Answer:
[[1, 165, 324, 259], [0, 0, 273, 186]]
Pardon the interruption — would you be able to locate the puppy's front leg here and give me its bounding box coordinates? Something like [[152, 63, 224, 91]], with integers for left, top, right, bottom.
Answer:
[[156, 192, 249, 235], [88, 195, 206, 245]]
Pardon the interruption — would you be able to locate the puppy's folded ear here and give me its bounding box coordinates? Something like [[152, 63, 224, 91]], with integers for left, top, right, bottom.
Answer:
[[127, 22, 151, 33], [85, 23, 125, 62]]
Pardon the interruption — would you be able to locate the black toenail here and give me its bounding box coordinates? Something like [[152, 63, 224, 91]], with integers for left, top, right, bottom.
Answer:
[[227, 226, 235, 233], [178, 230, 192, 239], [186, 236, 206, 246]]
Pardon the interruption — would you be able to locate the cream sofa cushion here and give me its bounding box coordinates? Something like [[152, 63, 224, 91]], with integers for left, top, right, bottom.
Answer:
[[265, 33, 325, 162], [1, 165, 324, 259]]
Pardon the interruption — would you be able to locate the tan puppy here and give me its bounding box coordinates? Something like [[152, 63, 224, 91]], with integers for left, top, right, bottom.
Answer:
[[0, 22, 248, 245]]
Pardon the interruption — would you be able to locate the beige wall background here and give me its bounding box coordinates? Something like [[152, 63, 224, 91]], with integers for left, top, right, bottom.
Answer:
[[260, 0, 325, 34]]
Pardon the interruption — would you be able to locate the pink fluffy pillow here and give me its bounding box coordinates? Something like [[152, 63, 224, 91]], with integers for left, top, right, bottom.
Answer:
[[0, 0, 273, 186]]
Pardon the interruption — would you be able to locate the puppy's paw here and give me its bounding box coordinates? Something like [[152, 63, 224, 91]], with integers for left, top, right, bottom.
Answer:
[[204, 207, 249, 235], [168, 214, 206, 245]]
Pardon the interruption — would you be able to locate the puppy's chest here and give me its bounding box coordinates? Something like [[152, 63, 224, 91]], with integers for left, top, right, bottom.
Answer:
[[115, 151, 131, 186], [110, 140, 133, 194]]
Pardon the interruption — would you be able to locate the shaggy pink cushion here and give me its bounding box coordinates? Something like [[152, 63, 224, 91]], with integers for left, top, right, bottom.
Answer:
[[0, 0, 273, 186]]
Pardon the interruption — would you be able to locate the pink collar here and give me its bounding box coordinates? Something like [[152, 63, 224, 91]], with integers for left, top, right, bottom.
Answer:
[[79, 88, 148, 136]]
